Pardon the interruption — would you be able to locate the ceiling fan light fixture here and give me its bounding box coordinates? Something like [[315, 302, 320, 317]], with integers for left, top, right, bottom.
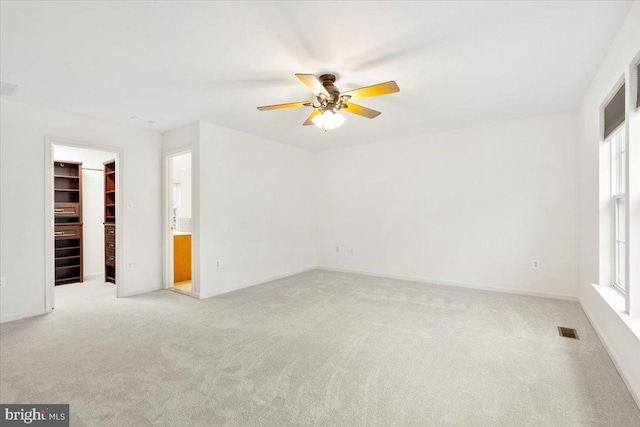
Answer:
[[322, 109, 335, 128], [333, 112, 346, 128], [312, 109, 346, 131], [312, 112, 325, 128]]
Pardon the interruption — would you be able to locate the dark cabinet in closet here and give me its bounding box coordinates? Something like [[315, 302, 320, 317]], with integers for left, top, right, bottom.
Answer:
[[104, 160, 116, 284], [54, 161, 83, 285]]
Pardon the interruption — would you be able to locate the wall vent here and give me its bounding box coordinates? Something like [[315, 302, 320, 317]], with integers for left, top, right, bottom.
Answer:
[[0, 81, 19, 96], [558, 326, 579, 340]]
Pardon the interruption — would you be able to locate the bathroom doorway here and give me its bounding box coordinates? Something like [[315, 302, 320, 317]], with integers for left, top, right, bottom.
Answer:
[[167, 151, 193, 295]]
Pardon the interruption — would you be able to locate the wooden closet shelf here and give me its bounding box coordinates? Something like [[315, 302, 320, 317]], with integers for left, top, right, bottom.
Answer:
[[55, 276, 80, 282], [55, 265, 80, 270], [55, 255, 81, 260]]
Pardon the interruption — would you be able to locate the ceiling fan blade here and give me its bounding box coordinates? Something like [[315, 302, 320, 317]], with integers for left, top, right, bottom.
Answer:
[[341, 102, 381, 119], [341, 81, 399, 100], [303, 109, 320, 126], [257, 101, 311, 111], [295, 74, 330, 97]]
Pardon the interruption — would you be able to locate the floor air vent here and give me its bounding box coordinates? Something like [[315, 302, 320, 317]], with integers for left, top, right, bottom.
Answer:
[[558, 327, 579, 340]]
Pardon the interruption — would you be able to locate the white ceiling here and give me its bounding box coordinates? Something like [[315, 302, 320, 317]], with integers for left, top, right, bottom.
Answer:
[[0, 1, 632, 151]]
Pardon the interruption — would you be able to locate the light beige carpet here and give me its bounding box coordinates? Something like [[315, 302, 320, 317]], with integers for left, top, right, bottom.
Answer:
[[1, 270, 639, 426]]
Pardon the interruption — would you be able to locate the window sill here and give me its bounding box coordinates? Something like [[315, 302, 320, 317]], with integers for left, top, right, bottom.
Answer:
[[592, 284, 640, 340]]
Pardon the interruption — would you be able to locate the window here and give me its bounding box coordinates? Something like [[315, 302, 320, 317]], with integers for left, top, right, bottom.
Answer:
[[610, 127, 626, 294], [603, 79, 626, 295], [597, 63, 639, 318]]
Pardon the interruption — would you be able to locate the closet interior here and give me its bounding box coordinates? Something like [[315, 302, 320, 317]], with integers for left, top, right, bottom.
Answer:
[[52, 145, 117, 290]]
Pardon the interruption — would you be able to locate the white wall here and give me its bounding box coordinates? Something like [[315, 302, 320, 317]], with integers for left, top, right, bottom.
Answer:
[[577, 1, 640, 405], [316, 112, 579, 299], [0, 99, 163, 322], [52, 145, 116, 277], [197, 121, 317, 298]]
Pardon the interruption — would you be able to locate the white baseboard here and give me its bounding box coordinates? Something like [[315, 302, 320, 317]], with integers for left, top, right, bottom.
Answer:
[[198, 266, 317, 299], [580, 301, 640, 409], [0, 308, 46, 324], [317, 265, 579, 302]]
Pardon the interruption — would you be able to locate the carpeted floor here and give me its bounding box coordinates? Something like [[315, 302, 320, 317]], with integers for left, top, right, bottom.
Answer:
[[1, 270, 639, 426]]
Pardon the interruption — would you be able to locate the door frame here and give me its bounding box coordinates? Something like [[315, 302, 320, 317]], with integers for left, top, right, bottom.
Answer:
[[44, 136, 124, 312], [163, 148, 198, 297]]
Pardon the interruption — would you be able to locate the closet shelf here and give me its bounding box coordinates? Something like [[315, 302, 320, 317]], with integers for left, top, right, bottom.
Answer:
[[55, 255, 81, 260], [55, 276, 80, 282], [54, 175, 79, 179]]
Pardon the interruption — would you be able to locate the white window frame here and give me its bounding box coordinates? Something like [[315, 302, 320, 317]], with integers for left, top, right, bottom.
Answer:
[[610, 127, 626, 294]]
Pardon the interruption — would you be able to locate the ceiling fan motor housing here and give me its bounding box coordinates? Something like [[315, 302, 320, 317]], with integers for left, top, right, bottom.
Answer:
[[319, 74, 340, 103]]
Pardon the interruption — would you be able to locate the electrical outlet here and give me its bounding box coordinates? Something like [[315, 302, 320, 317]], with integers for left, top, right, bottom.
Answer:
[[216, 260, 221, 268], [335, 246, 340, 253], [127, 263, 133, 270], [0, 276, 5, 289], [348, 247, 354, 255], [531, 260, 539, 269]]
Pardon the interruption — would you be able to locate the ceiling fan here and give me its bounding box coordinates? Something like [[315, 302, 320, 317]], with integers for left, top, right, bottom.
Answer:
[[257, 74, 400, 131]]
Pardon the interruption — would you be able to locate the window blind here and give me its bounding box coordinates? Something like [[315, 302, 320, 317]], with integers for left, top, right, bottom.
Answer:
[[604, 83, 625, 139]]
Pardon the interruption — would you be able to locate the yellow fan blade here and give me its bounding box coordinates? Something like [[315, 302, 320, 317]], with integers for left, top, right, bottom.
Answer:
[[295, 74, 330, 97], [341, 102, 381, 119], [341, 81, 399, 100], [257, 101, 311, 111], [303, 109, 321, 126]]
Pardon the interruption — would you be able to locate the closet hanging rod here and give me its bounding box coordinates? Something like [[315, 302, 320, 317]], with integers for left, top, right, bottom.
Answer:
[[82, 167, 105, 172]]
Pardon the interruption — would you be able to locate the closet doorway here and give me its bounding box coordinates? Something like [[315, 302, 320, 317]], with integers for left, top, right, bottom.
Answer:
[[167, 151, 193, 296], [45, 139, 123, 313]]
